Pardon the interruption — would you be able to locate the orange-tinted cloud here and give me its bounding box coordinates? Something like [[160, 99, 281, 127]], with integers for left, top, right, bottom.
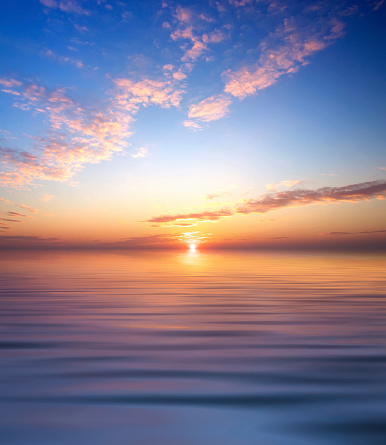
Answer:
[[144, 209, 233, 226]]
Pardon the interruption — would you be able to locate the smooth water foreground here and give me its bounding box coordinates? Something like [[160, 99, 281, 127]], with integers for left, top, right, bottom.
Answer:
[[0, 250, 385, 445]]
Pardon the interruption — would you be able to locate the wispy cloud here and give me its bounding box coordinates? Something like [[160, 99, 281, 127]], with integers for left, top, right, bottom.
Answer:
[[266, 180, 306, 191], [236, 180, 386, 214], [145, 180, 386, 225], [228, 0, 254, 7], [130, 147, 148, 158], [167, 4, 229, 70], [367, 0, 385, 11], [182, 120, 202, 130], [19, 204, 38, 213], [40, 194, 54, 202], [224, 14, 345, 99], [324, 229, 386, 236], [206, 191, 233, 200], [0, 218, 24, 223], [45, 49, 84, 69], [5, 212, 28, 218], [40, 0, 89, 15], [0, 235, 62, 248], [144, 209, 233, 227]]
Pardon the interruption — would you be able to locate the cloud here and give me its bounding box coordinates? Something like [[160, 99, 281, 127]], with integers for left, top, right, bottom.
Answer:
[[0, 78, 22, 88], [168, 5, 229, 66], [130, 147, 148, 158], [114, 78, 184, 110], [206, 191, 232, 200], [144, 209, 233, 226], [236, 180, 386, 214], [187, 94, 232, 126], [5, 212, 27, 218], [19, 204, 38, 213], [40, 0, 89, 15], [115, 234, 181, 246], [45, 49, 84, 69], [0, 198, 38, 214], [145, 180, 386, 225], [0, 235, 62, 248], [202, 29, 228, 44], [224, 15, 345, 99], [228, 0, 254, 7], [325, 230, 386, 236], [181, 41, 209, 62], [0, 75, 182, 188], [40, 194, 54, 202], [0, 218, 24, 223], [377, 167, 386, 171], [367, 0, 385, 11], [183, 120, 202, 130], [266, 180, 306, 191]]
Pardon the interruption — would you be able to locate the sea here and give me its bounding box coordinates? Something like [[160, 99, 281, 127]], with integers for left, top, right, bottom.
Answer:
[[1, 249, 385, 445]]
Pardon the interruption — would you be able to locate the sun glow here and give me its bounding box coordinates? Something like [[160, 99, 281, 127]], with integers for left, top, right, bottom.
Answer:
[[189, 243, 197, 252]]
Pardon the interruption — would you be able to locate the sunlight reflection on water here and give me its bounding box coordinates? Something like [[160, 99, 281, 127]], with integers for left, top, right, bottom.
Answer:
[[0, 250, 385, 445]]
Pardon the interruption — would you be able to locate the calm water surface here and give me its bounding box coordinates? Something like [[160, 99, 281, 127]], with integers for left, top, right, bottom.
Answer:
[[0, 250, 385, 445]]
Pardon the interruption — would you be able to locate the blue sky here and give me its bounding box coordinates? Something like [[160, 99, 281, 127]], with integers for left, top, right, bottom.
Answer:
[[0, 0, 385, 248]]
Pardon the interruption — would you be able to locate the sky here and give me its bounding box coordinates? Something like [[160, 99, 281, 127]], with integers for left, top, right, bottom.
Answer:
[[0, 0, 385, 250]]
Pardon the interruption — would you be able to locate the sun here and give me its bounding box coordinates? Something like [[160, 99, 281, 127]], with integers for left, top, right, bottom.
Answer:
[[189, 243, 197, 252]]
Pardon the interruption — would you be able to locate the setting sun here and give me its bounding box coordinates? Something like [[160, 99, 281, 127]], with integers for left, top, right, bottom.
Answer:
[[189, 243, 197, 252]]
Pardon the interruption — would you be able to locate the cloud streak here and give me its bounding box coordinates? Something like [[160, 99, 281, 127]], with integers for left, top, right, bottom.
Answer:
[[145, 180, 386, 225], [144, 209, 233, 227], [325, 230, 386, 236], [40, 0, 88, 15]]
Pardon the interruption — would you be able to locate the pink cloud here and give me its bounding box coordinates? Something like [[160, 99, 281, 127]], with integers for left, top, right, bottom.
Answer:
[[114, 78, 184, 109], [187, 94, 232, 126], [224, 16, 345, 99], [0, 75, 183, 188]]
